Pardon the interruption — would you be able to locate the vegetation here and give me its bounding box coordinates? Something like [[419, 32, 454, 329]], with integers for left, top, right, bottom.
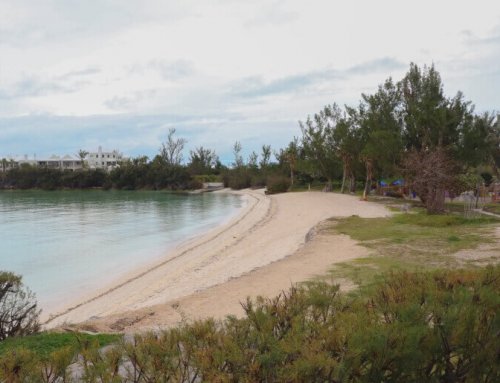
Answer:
[[1, 63, 497, 204], [0, 267, 498, 382], [327, 210, 499, 288], [0, 272, 40, 341], [0, 332, 120, 358]]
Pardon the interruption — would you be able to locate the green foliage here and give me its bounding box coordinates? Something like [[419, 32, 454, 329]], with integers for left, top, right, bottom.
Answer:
[[2, 269, 498, 381], [187, 146, 219, 175], [0, 272, 40, 341], [0, 332, 120, 358], [0, 168, 108, 190], [265, 175, 291, 194]]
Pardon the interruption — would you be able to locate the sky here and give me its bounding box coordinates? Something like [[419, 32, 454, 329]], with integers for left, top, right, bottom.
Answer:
[[1, 0, 499, 164]]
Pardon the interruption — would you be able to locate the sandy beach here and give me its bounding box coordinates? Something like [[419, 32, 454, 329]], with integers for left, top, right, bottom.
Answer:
[[45, 190, 390, 331]]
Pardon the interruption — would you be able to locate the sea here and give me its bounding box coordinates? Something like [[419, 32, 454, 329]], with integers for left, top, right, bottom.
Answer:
[[0, 190, 243, 313]]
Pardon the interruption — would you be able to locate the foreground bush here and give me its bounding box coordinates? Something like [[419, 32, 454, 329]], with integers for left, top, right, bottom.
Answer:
[[1, 267, 498, 382], [266, 175, 291, 194], [0, 272, 40, 341]]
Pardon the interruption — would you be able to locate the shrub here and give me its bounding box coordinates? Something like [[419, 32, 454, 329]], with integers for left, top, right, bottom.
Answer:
[[0, 272, 40, 341], [0, 267, 498, 381], [266, 175, 291, 194], [224, 169, 252, 190]]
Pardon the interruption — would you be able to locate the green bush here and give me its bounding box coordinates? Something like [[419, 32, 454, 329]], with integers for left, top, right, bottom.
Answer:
[[224, 169, 252, 190], [266, 175, 291, 194], [1, 267, 498, 381], [0, 272, 40, 341]]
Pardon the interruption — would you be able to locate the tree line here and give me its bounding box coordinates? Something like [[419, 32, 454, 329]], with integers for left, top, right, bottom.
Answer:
[[287, 63, 499, 212], [1, 63, 499, 212]]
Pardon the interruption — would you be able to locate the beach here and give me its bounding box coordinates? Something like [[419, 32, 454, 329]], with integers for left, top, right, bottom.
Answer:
[[45, 190, 390, 331]]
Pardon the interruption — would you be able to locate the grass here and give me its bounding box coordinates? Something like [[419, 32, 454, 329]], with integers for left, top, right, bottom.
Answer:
[[0, 332, 121, 358], [483, 202, 500, 215], [323, 208, 499, 290]]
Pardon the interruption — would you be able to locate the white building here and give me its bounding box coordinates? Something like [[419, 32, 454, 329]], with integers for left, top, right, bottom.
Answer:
[[36, 155, 83, 171], [0, 157, 19, 172], [85, 146, 124, 171], [1, 147, 126, 172]]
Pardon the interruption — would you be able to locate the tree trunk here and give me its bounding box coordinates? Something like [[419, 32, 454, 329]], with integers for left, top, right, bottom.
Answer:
[[325, 179, 332, 192], [362, 160, 373, 200], [349, 172, 356, 193], [426, 187, 446, 213], [340, 162, 347, 194], [491, 159, 499, 180]]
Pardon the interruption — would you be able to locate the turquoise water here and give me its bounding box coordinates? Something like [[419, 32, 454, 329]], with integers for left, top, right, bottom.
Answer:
[[0, 190, 243, 312]]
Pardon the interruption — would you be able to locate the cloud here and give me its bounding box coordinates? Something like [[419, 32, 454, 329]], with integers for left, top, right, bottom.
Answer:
[[244, 0, 298, 27], [229, 58, 406, 98], [129, 59, 195, 81], [0, 67, 100, 99], [0, 0, 194, 47], [345, 57, 407, 76], [58, 67, 101, 80], [104, 89, 161, 111]]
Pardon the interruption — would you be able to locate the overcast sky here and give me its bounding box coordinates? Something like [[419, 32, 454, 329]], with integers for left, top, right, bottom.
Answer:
[[1, 0, 499, 163]]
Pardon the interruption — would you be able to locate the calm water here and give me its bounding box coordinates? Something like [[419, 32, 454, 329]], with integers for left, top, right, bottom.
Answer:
[[0, 190, 243, 312]]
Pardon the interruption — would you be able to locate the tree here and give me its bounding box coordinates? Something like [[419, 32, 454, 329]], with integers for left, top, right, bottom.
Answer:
[[276, 138, 300, 187], [260, 145, 272, 170], [232, 141, 244, 168], [404, 148, 459, 213], [358, 78, 403, 199], [248, 151, 258, 170], [160, 128, 187, 166], [188, 146, 218, 175], [459, 112, 500, 178], [77, 150, 89, 169], [400, 64, 474, 212], [0, 272, 40, 341], [300, 105, 340, 190]]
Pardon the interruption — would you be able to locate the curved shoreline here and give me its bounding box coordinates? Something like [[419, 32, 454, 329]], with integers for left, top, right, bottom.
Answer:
[[46, 190, 390, 329], [44, 189, 270, 326]]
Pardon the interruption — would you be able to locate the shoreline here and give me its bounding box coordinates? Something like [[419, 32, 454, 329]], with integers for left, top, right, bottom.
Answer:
[[45, 190, 390, 329], [42, 188, 259, 324]]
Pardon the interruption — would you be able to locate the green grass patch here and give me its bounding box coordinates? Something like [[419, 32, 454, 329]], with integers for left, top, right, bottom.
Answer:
[[483, 203, 500, 215], [325, 210, 499, 290], [0, 332, 121, 358]]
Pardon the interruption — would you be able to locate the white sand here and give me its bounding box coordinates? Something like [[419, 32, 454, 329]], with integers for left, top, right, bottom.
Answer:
[[45, 190, 390, 329]]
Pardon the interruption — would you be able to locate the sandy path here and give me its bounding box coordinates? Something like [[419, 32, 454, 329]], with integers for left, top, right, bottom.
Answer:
[[46, 190, 389, 329]]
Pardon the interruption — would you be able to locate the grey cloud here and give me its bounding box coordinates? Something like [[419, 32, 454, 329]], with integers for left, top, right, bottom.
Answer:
[[0, 67, 100, 99], [104, 89, 160, 111], [151, 60, 194, 80], [127, 59, 195, 81], [58, 67, 101, 80], [245, 1, 298, 27], [460, 23, 500, 46], [0, 0, 194, 47], [0, 76, 75, 99], [345, 57, 407, 75], [230, 73, 328, 98], [230, 57, 406, 99], [148, 60, 195, 80]]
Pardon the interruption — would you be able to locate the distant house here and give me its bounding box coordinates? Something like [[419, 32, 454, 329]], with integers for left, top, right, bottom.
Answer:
[[35, 155, 83, 171], [0, 146, 126, 173], [85, 146, 124, 171], [0, 157, 19, 172]]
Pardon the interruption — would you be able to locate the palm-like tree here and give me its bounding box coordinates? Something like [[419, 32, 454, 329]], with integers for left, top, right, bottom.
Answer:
[[77, 150, 89, 169]]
